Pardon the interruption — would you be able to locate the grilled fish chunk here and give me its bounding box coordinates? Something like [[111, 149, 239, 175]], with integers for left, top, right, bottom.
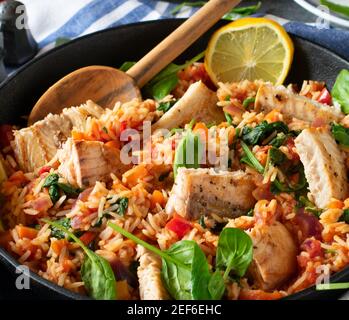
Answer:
[[137, 246, 170, 300], [295, 127, 348, 208], [57, 138, 131, 188], [152, 81, 225, 131], [248, 222, 297, 291], [165, 168, 255, 220], [255, 84, 343, 123], [13, 101, 104, 172]]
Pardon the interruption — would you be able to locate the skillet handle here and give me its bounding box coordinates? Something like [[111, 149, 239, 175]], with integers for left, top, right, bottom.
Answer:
[[126, 0, 241, 88]]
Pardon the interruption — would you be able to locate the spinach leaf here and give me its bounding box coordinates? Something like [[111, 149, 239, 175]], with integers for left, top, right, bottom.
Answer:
[[119, 61, 136, 72], [43, 219, 117, 300], [143, 51, 205, 101], [271, 169, 307, 195], [157, 101, 175, 113], [107, 222, 225, 300], [56, 183, 82, 197], [43, 174, 59, 188], [298, 196, 322, 218], [199, 215, 206, 228], [331, 123, 349, 146], [340, 209, 349, 223], [116, 197, 128, 216], [171, 1, 261, 21], [332, 69, 349, 114], [270, 132, 288, 148], [216, 228, 253, 279], [245, 208, 254, 217], [49, 185, 60, 204], [49, 217, 71, 239], [268, 147, 286, 166], [241, 121, 289, 146], [173, 130, 203, 178], [240, 141, 264, 174]]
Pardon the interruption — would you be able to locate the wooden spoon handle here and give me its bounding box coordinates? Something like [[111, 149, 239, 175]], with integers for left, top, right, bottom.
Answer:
[[126, 0, 241, 88]]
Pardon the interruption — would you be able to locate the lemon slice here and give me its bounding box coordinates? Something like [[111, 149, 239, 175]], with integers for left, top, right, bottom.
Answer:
[[205, 17, 294, 85]]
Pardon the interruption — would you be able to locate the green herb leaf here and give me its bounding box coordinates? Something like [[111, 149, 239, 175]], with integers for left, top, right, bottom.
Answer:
[[49, 218, 71, 239], [298, 196, 322, 218], [157, 101, 176, 113], [268, 147, 286, 166], [56, 183, 82, 197], [269, 132, 288, 148], [331, 123, 349, 146], [116, 197, 128, 216], [143, 51, 205, 101], [216, 228, 253, 279], [240, 141, 264, 174], [208, 271, 225, 300], [332, 69, 349, 114], [49, 185, 60, 204], [107, 222, 224, 300], [271, 169, 307, 195], [43, 219, 116, 300], [173, 130, 203, 178], [119, 61, 136, 72], [242, 121, 289, 146], [246, 208, 254, 217], [43, 174, 59, 188], [199, 215, 206, 228], [340, 208, 349, 224]]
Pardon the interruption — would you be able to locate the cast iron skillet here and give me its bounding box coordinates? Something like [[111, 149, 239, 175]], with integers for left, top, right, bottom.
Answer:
[[0, 19, 349, 300]]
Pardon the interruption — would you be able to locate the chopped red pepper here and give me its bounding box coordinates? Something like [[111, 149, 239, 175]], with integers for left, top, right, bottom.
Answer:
[[166, 214, 192, 239], [120, 121, 128, 134], [38, 166, 52, 175], [79, 231, 96, 246], [317, 88, 332, 105]]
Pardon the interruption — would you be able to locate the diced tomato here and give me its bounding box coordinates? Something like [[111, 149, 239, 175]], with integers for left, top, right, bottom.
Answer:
[[120, 121, 128, 134], [79, 231, 96, 246], [150, 190, 166, 209], [0, 125, 14, 149], [166, 214, 192, 239], [317, 88, 332, 105], [51, 239, 68, 255], [239, 289, 284, 300]]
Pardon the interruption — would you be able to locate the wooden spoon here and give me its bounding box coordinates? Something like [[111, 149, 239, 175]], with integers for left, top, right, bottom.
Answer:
[[28, 0, 241, 125]]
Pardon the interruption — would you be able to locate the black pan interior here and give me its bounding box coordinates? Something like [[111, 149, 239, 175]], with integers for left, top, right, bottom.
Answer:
[[0, 19, 349, 300]]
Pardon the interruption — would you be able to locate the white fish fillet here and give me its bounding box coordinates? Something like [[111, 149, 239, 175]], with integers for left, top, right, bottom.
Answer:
[[247, 222, 297, 290], [255, 83, 343, 123], [57, 138, 131, 188], [12, 100, 104, 172], [152, 81, 225, 131], [295, 127, 348, 208], [137, 246, 170, 300], [165, 168, 255, 219]]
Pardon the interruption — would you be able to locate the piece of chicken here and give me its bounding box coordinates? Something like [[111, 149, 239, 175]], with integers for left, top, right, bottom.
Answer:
[[295, 127, 348, 208], [57, 138, 132, 188], [137, 246, 170, 300], [165, 168, 256, 220], [13, 100, 104, 172], [255, 84, 343, 123], [152, 81, 225, 131], [247, 221, 297, 290]]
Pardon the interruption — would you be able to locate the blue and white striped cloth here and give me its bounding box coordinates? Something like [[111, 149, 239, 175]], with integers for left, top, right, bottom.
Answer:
[[21, 0, 349, 61]]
